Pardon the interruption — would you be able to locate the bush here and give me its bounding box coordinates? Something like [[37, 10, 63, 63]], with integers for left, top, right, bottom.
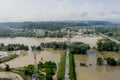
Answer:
[[97, 57, 104, 65], [80, 63, 87, 67], [5, 64, 11, 71], [24, 64, 34, 76], [106, 57, 117, 66]]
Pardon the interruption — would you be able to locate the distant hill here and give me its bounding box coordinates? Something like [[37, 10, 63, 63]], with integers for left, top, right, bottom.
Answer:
[[0, 21, 112, 30]]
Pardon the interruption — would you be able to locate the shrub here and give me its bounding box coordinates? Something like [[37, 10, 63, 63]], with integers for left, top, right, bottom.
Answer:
[[97, 57, 104, 65], [5, 64, 11, 71], [106, 57, 117, 66]]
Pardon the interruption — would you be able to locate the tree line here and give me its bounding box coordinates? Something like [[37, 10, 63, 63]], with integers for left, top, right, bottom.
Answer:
[[97, 39, 120, 52], [40, 42, 90, 54], [0, 43, 29, 51], [97, 57, 120, 66]]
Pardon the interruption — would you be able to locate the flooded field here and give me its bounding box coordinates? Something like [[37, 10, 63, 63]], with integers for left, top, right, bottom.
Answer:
[[0, 49, 61, 68], [0, 36, 101, 47], [0, 49, 62, 80], [74, 50, 120, 80], [0, 37, 102, 79]]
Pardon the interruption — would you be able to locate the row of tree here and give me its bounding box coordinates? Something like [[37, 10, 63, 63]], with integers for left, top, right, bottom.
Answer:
[[0, 43, 29, 51], [41, 42, 67, 50], [70, 42, 90, 54], [40, 42, 90, 54], [97, 57, 120, 66], [97, 39, 120, 52]]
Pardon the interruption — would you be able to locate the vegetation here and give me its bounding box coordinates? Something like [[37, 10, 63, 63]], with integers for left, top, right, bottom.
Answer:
[[38, 61, 57, 80], [5, 64, 11, 71], [97, 57, 104, 65], [96, 57, 120, 66], [41, 42, 90, 54], [0, 21, 111, 37], [96, 27, 120, 41], [106, 57, 117, 66], [57, 53, 66, 80], [24, 64, 34, 76], [80, 63, 87, 67], [69, 53, 76, 80], [41, 42, 67, 50], [0, 54, 19, 63], [44, 32, 65, 38], [31, 45, 41, 51], [23, 61, 57, 80], [97, 39, 120, 52], [0, 43, 29, 51], [70, 42, 90, 54]]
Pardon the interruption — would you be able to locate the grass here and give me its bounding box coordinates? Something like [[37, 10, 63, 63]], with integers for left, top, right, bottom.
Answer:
[[57, 53, 66, 80], [0, 54, 19, 63], [69, 53, 76, 80]]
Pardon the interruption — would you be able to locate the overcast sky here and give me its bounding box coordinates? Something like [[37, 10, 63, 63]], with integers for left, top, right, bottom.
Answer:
[[0, 0, 120, 22]]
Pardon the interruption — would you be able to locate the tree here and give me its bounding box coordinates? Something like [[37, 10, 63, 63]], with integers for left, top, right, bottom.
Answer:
[[24, 64, 34, 75], [5, 64, 11, 71], [97, 57, 104, 65], [106, 57, 117, 66]]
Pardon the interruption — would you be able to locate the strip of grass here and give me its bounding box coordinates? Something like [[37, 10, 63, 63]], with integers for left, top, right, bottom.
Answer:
[[57, 53, 66, 80], [0, 54, 19, 63], [69, 53, 76, 80]]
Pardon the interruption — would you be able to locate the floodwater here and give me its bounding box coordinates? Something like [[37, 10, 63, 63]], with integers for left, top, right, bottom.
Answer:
[[0, 49, 61, 80], [0, 49, 61, 68], [74, 50, 120, 80], [0, 36, 101, 79], [0, 36, 101, 47]]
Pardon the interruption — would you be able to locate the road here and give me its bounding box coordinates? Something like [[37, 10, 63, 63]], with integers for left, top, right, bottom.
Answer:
[[64, 48, 69, 80], [64, 30, 70, 80], [99, 33, 120, 44]]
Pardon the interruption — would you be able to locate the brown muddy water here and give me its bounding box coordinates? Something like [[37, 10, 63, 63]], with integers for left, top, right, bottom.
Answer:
[[74, 50, 120, 80], [0, 37, 101, 47], [0, 37, 101, 80], [0, 49, 61, 68]]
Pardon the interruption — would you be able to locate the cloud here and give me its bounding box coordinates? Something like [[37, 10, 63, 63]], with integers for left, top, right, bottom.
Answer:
[[0, 0, 119, 22]]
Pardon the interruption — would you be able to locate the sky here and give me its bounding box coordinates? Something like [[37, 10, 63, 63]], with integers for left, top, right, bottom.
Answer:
[[0, 0, 120, 22]]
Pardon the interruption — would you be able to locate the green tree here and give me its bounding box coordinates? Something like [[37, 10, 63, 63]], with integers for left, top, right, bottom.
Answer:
[[106, 57, 117, 66], [97, 57, 104, 65], [24, 64, 34, 75], [5, 64, 11, 71]]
